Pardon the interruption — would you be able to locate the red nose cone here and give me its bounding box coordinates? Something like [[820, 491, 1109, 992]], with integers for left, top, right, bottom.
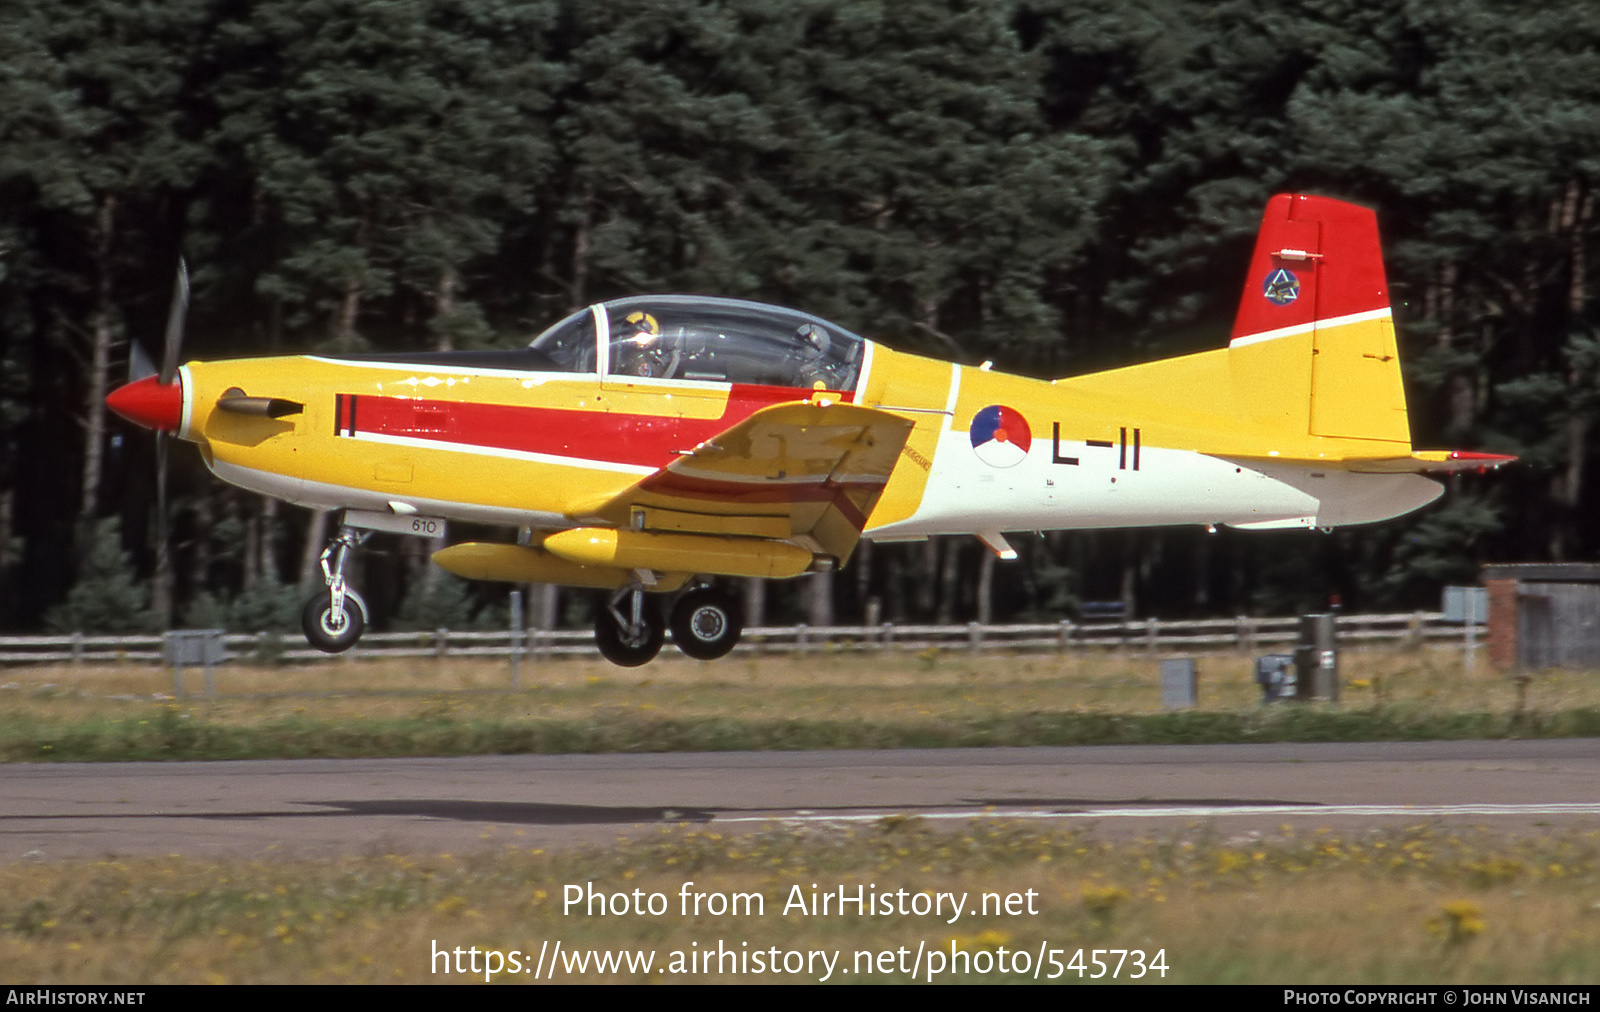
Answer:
[[106, 375, 183, 432]]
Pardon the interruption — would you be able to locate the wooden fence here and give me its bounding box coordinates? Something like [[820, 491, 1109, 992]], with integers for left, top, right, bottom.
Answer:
[[0, 612, 1481, 667]]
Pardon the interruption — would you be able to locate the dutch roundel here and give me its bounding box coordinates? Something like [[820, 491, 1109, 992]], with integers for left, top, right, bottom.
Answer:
[[969, 405, 1032, 468]]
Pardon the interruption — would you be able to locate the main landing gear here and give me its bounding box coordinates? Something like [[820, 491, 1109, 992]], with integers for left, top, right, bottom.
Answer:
[[301, 526, 370, 653], [594, 585, 666, 667], [593, 583, 744, 666], [669, 586, 743, 661]]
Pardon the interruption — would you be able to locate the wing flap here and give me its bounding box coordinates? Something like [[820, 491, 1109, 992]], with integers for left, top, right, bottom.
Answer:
[[585, 401, 915, 563]]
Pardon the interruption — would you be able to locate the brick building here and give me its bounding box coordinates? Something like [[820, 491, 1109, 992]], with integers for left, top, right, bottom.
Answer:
[[1481, 564, 1600, 671]]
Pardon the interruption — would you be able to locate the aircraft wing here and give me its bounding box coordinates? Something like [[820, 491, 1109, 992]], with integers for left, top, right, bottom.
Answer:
[[578, 400, 915, 564]]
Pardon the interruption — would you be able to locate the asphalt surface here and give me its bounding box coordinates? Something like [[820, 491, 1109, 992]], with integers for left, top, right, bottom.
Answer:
[[3, 739, 1598, 860]]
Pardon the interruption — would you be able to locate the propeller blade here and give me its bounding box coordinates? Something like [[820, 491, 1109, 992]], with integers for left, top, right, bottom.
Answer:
[[128, 341, 156, 384], [160, 259, 189, 386]]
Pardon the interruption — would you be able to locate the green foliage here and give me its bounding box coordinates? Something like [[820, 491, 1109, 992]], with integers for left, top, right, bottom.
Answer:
[[183, 577, 301, 633], [392, 572, 495, 631], [1374, 495, 1507, 603], [44, 519, 157, 633]]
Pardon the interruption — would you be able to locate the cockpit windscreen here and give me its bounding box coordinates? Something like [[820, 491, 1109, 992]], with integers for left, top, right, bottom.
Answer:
[[603, 296, 864, 390]]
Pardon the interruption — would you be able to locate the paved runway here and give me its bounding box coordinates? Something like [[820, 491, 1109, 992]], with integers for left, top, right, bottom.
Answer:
[[3, 739, 1597, 861]]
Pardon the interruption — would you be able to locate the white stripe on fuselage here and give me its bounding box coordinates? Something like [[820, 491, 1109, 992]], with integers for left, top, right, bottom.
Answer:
[[344, 429, 657, 476], [869, 427, 1441, 537], [207, 457, 573, 529]]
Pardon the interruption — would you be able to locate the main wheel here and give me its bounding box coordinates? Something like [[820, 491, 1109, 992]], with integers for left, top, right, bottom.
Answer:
[[301, 591, 365, 653], [594, 597, 665, 667], [670, 587, 743, 660]]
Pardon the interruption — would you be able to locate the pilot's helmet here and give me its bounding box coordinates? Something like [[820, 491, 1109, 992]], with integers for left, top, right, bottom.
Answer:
[[795, 323, 830, 359], [623, 310, 660, 342]]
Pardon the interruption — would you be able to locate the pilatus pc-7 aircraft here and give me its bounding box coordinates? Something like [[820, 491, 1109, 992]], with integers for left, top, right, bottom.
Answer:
[[106, 194, 1511, 665]]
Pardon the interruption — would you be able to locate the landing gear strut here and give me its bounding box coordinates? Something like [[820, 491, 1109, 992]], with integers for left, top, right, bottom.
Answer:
[[670, 586, 743, 660], [301, 525, 369, 653], [594, 585, 664, 666]]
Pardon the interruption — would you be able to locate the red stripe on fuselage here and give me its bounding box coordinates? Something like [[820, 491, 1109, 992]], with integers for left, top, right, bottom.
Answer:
[[342, 383, 846, 469]]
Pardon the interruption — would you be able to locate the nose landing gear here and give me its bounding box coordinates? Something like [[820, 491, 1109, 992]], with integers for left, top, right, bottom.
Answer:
[[301, 526, 369, 653]]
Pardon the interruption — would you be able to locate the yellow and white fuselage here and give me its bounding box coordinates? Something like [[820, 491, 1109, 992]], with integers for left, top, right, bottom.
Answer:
[[110, 194, 1511, 605]]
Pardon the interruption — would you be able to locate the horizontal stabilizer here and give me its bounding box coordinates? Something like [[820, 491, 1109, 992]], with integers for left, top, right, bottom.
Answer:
[[1343, 450, 1517, 474]]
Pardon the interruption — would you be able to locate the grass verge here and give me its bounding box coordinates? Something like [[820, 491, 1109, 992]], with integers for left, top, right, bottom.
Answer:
[[5, 820, 1598, 983], [3, 648, 1597, 761], [5, 703, 1600, 762]]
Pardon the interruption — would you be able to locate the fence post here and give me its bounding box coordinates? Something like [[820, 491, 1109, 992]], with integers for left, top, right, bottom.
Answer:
[[1146, 617, 1159, 654], [883, 622, 894, 651], [1057, 619, 1072, 652], [436, 627, 449, 659], [70, 632, 83, 666], [968, 621, 981, 653], [797, 623, 809, 654]]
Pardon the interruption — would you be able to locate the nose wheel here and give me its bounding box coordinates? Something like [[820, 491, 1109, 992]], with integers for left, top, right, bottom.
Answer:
[[594, 587, 665, 666], [301, 525, 369, 653], [302, 591, 366, 652], [670, 587, 743, 660]]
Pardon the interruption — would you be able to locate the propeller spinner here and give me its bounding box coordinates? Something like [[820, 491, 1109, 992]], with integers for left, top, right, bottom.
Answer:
[[106, 261, 187, 432]]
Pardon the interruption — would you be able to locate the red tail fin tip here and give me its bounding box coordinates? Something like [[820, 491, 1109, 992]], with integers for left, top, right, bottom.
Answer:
[[1231, 194, 1390, 347]]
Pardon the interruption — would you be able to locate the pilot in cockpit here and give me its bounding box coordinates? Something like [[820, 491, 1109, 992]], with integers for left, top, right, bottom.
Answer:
[[791, 322, 837, 388], [614, 310, 679, 379]]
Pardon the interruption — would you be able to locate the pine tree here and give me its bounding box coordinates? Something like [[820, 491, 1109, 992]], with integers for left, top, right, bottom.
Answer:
[[44, 518, 158, 633]]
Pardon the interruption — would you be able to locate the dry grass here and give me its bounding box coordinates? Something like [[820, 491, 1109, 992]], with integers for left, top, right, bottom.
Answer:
[[2, 646, 1590, 731], [2, 647, 1595, 761], [4, 820, 1597, 984]]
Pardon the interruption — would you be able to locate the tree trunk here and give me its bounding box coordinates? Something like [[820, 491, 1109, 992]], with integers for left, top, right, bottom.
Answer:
[[885, 548, 906, 623], [571, 186, 592, 311], [434, 265, 457, 353], [0, 489, 11, 574], [1120, 555, 1137, 622], [260, 497, 280, 583], [936, 538, 961, 624], [805, 570, 833, 627], [299, 509, 331, 588], [976, 547, 995, 625], [742, 577, 766, 628], [334, 277, 362, 350], [79, 194, 118, 525], [190, 491, 213, 595], [853, 538, 873, 621], [917, 539, 939, 617], [531, 583, 559, 629], [233, 493, 258, 592]]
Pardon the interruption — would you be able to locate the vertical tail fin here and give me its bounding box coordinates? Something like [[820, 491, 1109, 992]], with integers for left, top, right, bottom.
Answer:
[[1228, 194, 1411, 445]]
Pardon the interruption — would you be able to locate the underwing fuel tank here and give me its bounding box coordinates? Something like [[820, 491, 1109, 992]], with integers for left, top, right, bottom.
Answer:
[[430, 541, 690, 592], [543, 528, 814, 579]]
